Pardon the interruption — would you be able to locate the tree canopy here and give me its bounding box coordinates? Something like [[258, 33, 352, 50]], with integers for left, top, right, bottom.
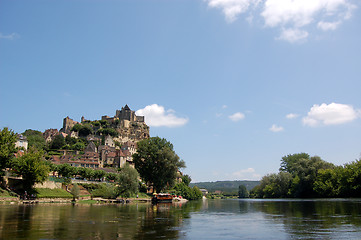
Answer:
[[50, 135, 65, 150], [117, 164, 139, 197], [12, 148, 50, 191], [252, 153, 336, 198], [0, 127, 17, 175], [23, 129, 46, 150], [238, 185, 249, 198], [133, 137, 185, 193]]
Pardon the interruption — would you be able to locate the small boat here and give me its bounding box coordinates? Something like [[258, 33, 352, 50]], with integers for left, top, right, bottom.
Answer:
[[152, 193, 173, 203]]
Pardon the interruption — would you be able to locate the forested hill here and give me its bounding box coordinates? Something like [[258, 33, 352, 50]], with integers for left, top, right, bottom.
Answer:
[[190, 181, 260, 193]]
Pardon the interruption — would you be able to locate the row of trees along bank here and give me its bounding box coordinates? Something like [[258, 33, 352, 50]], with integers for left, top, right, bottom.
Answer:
[[1, 127, 203, 200], [251, 153, 361, 198]]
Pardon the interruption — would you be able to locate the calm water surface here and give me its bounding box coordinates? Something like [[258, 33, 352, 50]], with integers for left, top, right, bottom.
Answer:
[[1, 199, 360, 239]]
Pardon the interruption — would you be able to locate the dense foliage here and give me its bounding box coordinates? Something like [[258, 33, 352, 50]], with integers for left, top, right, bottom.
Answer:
[[11, 149, 50, 191], [238, 185, 249, 198], [23, 129, 46, 150], [117, 164, 139, 197], [173, 183, 203, 200], [0, 127, 17, 175], [133, 137, 185, 193], [172, 175, 202, 200], [90, 183, 119, 199], [313, 159, 361, 197], [250, 153, 361, 198]]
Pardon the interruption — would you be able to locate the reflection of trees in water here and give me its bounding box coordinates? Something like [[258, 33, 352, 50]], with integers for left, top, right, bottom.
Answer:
[[133, 201, 203, 240], [251, 200, 361, 238], [0, 201, 203, 240], [0, 205, 34, 239]]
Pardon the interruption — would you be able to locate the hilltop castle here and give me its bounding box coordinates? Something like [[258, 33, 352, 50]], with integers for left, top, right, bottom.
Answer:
[[62, 105, 149, 143]]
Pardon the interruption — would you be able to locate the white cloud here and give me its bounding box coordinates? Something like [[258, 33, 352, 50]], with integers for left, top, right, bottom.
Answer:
[[205, 0, 357, 42], [229, 112, 245, 121], [302, 102, 359, 127], [207, 0, 261, 22], [0, 32, 20, 40], [317, 21, 340, 31], [286, 113, 299, 119], [231, 168, 261, 180], [269, 124, 284, 132], [277, 28, 309, 42], [136, 104, 188, 127]]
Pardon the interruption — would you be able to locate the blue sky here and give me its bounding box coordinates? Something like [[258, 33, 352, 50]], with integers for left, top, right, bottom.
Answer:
[[1, 0, 360, 182]]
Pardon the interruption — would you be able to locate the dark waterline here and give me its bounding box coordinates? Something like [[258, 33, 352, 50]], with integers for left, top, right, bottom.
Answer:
[[0, 199, 360, 239]]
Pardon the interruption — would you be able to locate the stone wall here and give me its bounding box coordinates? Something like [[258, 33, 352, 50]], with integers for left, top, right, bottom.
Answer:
[[34, 181, 62, 189]]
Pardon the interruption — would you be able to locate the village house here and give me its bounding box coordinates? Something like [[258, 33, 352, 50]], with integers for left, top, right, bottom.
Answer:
[[15, 134, 28, 150]]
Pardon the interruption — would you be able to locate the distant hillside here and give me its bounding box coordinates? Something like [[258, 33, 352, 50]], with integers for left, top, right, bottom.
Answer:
[[190, 180, 260, 193]]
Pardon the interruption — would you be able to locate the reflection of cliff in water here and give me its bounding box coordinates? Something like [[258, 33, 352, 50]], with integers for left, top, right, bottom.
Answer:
[[250, 199, 361, 238], [0, 201, 204, 240], [0, 204, 145, 239]]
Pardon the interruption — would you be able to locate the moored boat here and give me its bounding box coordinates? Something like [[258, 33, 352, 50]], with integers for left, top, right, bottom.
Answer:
[[152, 193, 173, 203]]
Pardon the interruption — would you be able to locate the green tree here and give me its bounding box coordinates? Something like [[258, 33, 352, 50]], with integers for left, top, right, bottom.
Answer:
[[72, 142, 85, 151], [313, 167, 342, 197], [97, 128, 118, 137], [117, 164, 139, 197], [11, 148, 50, 191], [238, 185, 249, 198], [279, 153, 334, 197], [173, 183, 203, 200], [182, 174, 192, 186], [65, 135, 77, 145], [99, 120, 108, 127], [91, 183, 118, 199], [280, 153, 310, 173], [105, 172, 118, 182], [289, 156, 334, 197], [94, 169, 106, 181], [79, 124, 93, 137], [23, 129, 46, 150], [192, 186, 203, 200], [71, 124, 82, 132], [76, 167, 87, 179], [57, 164, 76, 179], [133, 137, 185, 193], [85, 168, 95, 180], [70, 183, 80, 200], [50, 135, 65, 150], [0, 127, 17, 176]]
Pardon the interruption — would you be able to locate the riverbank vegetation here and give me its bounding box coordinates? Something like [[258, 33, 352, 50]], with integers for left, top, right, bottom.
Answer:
[[172, 175, 203, 200], [251, 153, 361, 198]]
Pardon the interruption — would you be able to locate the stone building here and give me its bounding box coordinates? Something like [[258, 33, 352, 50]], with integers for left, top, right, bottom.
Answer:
[[104, 135, 115, 147], [62, 116, 79, 133], [15, 134, 28, 150]]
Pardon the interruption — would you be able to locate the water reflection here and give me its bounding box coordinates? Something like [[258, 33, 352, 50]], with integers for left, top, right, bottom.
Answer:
[[245, 199, 361, 239], [0, 201, 203, 240], [0, 199, 360, 239]]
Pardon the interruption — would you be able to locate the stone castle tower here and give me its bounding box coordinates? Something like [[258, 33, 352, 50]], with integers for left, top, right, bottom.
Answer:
[[115, 104, 144, 122]]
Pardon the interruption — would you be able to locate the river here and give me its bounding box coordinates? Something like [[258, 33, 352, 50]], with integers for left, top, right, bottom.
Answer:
[[1, 199, 360, 239]]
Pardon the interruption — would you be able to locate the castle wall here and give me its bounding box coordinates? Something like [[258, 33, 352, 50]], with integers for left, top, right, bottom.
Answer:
[[136, 116, 144, 122], [63, 117, 79, 133]]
